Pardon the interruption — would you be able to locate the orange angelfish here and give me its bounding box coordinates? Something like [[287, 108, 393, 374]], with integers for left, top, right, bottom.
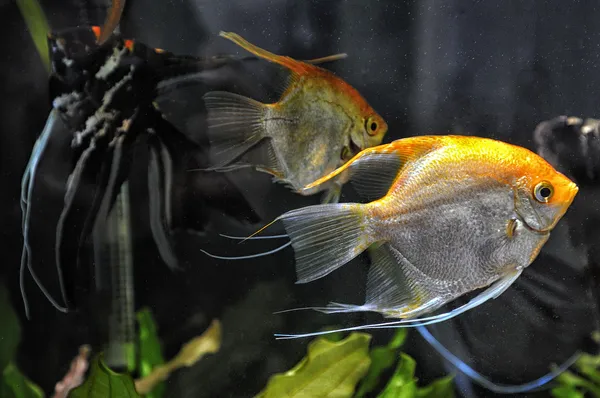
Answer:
[[202, 31, 388, 203], [208, 135, 579, 339]]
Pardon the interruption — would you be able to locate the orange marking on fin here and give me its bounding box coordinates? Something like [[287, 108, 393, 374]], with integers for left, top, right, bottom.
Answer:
[[304, 53, 348, 64], [303, 145, 389, 190], [91, 26, 101, 40], [124, 39, 134, 51], [219, 31, 314, 76], [303, 136, 445, 193], [97, 0, 126, 45], [239, 217, 281, 244]]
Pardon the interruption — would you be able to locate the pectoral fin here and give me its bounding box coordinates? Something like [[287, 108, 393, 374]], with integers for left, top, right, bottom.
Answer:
[[301, 136, 442, 202]]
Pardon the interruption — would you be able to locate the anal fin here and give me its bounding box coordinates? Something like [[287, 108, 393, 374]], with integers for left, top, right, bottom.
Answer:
[[273, 266, 524, 340]]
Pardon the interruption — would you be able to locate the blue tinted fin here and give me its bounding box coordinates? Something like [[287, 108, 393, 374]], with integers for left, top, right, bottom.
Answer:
[[416, 325, 580, 394], [20, 110, 69, 318], [273, 269, 523, 339]]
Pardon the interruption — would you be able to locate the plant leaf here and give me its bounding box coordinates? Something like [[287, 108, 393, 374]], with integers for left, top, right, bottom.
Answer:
[[554, 370, 600, 397], [256, 332, 372, 398], [416, 375, 455, 398], [551, 385, 586, 398], [355, 330, 408, 398], [376, 353, 418, 398], [15, 0, 51, 72], [136, 308, 166, 398], [68, 354, 141, 398], [134, 319, 221, 395], [0, 362, 44, 398], [0, 283, 21, 372]]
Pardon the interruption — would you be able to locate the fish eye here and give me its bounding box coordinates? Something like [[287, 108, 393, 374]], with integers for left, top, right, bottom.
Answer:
[[365, 117, 379, 136], [533, 181, 554, 203]]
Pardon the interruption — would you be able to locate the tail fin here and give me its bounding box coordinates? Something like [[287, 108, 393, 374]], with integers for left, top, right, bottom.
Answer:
[[202, 91, 271, 169], [279, 203, 371, 283]]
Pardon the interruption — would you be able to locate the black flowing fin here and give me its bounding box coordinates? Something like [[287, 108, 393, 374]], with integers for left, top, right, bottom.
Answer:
[[55, 132, 112, 310], [147, 134, 179, 270]]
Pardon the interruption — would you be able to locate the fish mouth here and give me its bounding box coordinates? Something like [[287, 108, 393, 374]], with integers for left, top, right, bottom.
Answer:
[[341, 138, 362, 161], [349, 138, 362, 157], [515, 208, 551, 235]]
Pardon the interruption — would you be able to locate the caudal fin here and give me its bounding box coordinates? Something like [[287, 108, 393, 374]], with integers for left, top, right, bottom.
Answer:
[[202, 91, 269, 169], [279, 203, 371, 283]]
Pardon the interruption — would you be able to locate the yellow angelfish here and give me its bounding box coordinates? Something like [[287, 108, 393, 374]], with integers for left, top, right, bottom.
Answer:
[[202, 31, 388, 203], [212, 135, 579, 339]]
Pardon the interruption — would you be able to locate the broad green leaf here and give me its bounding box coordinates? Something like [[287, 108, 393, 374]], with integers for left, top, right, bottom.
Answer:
[[416, 375, 455, 398], [136, 308, 165, 398], [555, 370, 600, 397], [0, 362, 44, 398], [15, 0, 51, 72], [0, 283, 21, 372], [256, 332, 372, 398], [574, 353, 600, 387], [551, 385, 586, 398], [577, 364, 600, 387], [577, 353, 600, 369], [355, 330, 408, 398], [134, 319, 221, 395], [387, 329, 408, 350], [376, 353, 418, 398], [69, 354, 140, 398]]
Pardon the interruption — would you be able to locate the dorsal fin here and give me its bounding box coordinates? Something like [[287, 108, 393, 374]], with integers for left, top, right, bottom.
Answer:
[[301, 136, 444, 201], [219, 31, 318, 76]]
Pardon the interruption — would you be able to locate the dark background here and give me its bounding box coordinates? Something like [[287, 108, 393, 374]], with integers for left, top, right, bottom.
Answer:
[[1, 1, 599, 397]]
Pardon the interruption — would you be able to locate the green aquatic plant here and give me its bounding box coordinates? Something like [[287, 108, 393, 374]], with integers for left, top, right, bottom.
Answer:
[[134, 318, 222, 395], [256, 332, 372, 398], [68, 354, 140, 398], [552, 348, 600, 398], [256, 329, 455, 398], [355, 329, 408, 397], [15, 0, 51, 72], [1, 362, 44, 398], [135, 309, 166, 398], [70, 311, 221, 397], [0, 282, 44, 398], [377, 353, 454, 398]]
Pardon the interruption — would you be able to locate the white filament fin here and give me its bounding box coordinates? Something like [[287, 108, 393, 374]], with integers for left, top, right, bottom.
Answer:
[[274, 269, 523, 339], [200, 241, 291, 260]]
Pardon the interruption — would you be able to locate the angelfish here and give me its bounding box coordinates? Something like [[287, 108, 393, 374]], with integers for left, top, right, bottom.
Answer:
[[202, 31, 388, 203], [234, 135, 579, 338]]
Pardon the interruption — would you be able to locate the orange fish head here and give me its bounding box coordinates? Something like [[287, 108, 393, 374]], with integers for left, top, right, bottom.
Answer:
[[347, 111, 388, 158], [514, 155, 579, 233]]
